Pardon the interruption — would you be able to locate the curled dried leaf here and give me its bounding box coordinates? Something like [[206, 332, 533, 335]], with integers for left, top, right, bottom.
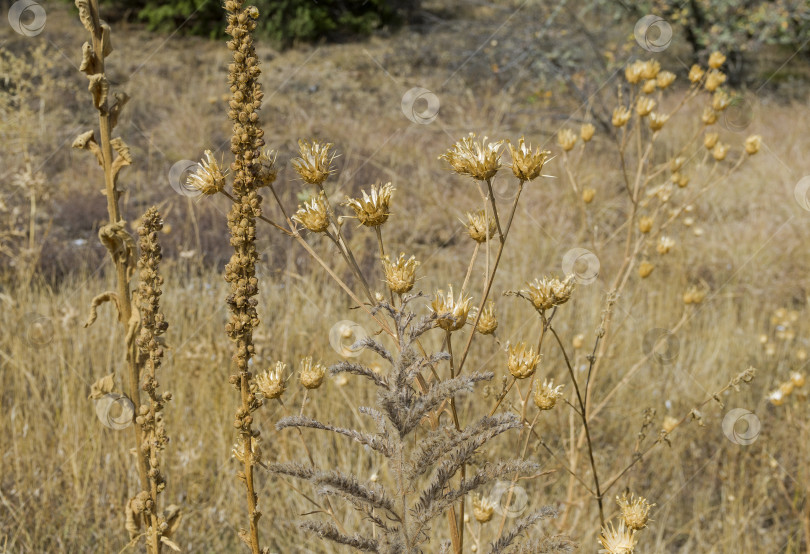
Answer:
[[84, 291, 120, 327], [79, 42, 100, 75], [87, 74, 109, 109]]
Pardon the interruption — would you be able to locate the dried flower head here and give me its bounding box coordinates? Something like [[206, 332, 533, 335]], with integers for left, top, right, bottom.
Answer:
[[638, 261, 654, 278], [689, 64, 705, 83], [299, 356, 326, 389], [780, 381, 794, 396], [582, 188, 596, 204], [344, 182, 395, 227], [641, 60, 661, 80], [572, 334, 585, 349], [657, 236, 675, 255], [745, 135, 762, 155], [256, 362, 286, 399], [431, 285, 473, 331], [617, 493, 654, 530], [649, 112, 669, 131], [683, 285, 707, 305], [524, 276, 575, 312], [507, 342, 541, 379], [638, 216, 653, 233], [508, 137, 551, 181], [440, 133, 504, 181], [636, 97, 656, 117], [625, 60, 645, 84], [704, 69, 726, 92], [704, 132, 719, 150], [256, 149, 278, 188], [669, 157, 685, 173], [656, 70, 676, 89], [612, 106, 632, 128], [383, 253, 419, 294], [292, 191, 329, 233], [674, 173, 689, 188], [642, 79, 657, 94], [232, 436, 262, 465], [712, 142, 729, 161], [702, 106, 718, 125], [476, 300, 498, 335], [465, 209, 497, 243], [791, 371, 806, 387], [581, 123, 595, 142], [712, 90, 731, 112], [534, 378, 564, 410], [708, 51, 726, 69], [768, 389, 785, 406], [472, 494, 495, 523], [292, 139, 335, 185], [558, 128, 577, 152], [598, 520, 637, 554], [662, 415, 679, 433], [187, 150, 228, 195]]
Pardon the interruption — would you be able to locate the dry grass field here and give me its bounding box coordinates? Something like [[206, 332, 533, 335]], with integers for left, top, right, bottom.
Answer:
[[2, 1, 810, 552]]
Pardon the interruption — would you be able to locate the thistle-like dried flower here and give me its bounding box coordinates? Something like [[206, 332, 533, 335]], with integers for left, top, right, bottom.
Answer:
[[648, 112, 669, 131], [617, 493, 654, 530], [641, 60, 661, 80], [598, 520, 637, 553], [625, 60, 645, 84], [465, 209, 497, 243], [292, 139, 335, 185], [712, 142, 729, 161], [299, 356, 326, 389], [507, 342, 541, 379], [701, 106, 718, 125], [558, 128, 577, 152], [256, 362, 286, 399], [638, 216, 653, 233], [440, 133, 504, 181], [704, 69, 726, 92], [256, 148, 278, 188], [534, 378, 564, 410], [508, 136, 551, 181], [581, 123, 595, 142], [382, 253, 419, 294], [232, 436, 262, 465], [656, 70, 676, 89], [292, 191, 329, 233], [612, 106, 632, 128], [689, 64, 705, 83], [431, 285, 473, 331], [344, 182, 394, 227], [657, 236, 675, 255], [636, 97, 655, 117], [712, 90, 731, 112], [642, 79, 657, 94], [472, 494, 495, 523], [582, 188, 596, 204], [708, 51, 726, 69], [745, 135, 762, 155], [524, 276, 575, 312], [476, 300, 498, 335], [638, 261, 654, 278], [187, 150, 227, 195], [704, 132, 719, 150]]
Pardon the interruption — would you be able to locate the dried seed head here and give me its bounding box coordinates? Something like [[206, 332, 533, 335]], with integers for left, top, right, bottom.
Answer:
[[299, 356, 326, 389], [656, 70, 676, 89], [187, 150, 228, 195], [641, 60, 661, 80], [572, 334, 585, 349], [582, 188, 596, 204], [675, 173, 689, 188], [617, 493, 654, 530], [581, 123, 595, 142], [431, 284, 473, 331], [292, 139, 335, 185], [598, 520, 637, 554], [636, 97, 656, 117], [638, 216, 653, 233], [344, 182, 395, 227], [292, 191, 329, 233], [744, 135, 762, 155], [638, 261, 654, 278], [712, 90, 731, 112], [440, 133, 504, 181], [689, 64, 705, 83], [648, 112, 669, 131], [704, 132, 719, 150], [524, 276, 575, 312], [704, 69, 726, 92], [708, 51, 726, 69], [780, 381, 794, 396], [683, 285, 707, 305], [612, 106, 632, 128], [557, 128, 577, 152], [232, 436, 262, 465], [625, 60, 645, 84], [256, 149, 278, 188], [256, 362, 286, 399], [507, 342, 541, 379], [790, 371, 806, 388], [656, 236, 675, 255], [508, 137, 551, 181], [670, 157, 686, 173], [768, 389, 785, 406], [702, 106, 718, 125], [642, 79, 657, 94], [465, 209, 497, 243], [534, 378, 564, 410], [662, 415, 678, 433], [712, 142, 729, 161], [382, 253, 419, 294], [472, 494, 495, 523], [476, 300, 498, 335]]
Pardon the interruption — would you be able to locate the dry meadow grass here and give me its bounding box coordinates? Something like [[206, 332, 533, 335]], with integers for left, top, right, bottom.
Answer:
[[2, 1, 810, 552]]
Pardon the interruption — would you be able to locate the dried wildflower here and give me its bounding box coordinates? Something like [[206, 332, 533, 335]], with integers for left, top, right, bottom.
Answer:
[[745, 135, 762, 155], [642, 79, 657, 94], [641, 60, 660, 80], [465, 209, 497, 243], [507, 342, 541, 379], [636, 97, 655, 117], [598, 520, 637, 553], [689, 64, 705, 83], [440, 133, 504, 181], [612, 106, 632, 128], [701, 106, 718, 125], [768, 389, 785, 406], [791, 372, 806, 387], [638, 261, 654, 278], [657, 236, 675, 255], [712, 142, 729, 161], [638, 216, 653, 233], [649, 112, 669, 131], [780, 381, 794, 396], [656, 70, 676, 89], [291, 139, 335, 185], [704, 70, 726, 92], [232, 436, 262, 465], [582, 187, 596, 204], [292, 191, 329, 233], [256, 362, 286, 399], [708, 51, 726, 69], [683, 285, 707, 305], [534, 378, 564, 410], [625, 60, 645, 84], [524, 276, 575, 312], [431, 284, 472, 331], [572, 334, 585, 349], [344, 182, 394, 227], [256, 149, 278, 188], [662, 415, 678, 433], [712, 90, 731, 112], [187, 150, 227, 195], [558, 129, 577, 152], [472, 494, 495, 523], [669, 157, 685, 173], [508, 136, 551, 181], [704, 132, 719, 150], [581, 123, 595, 142], [617, 493, 654, 530], [299, 356, 326, 389], [382, 253, 419, 294], [476, 300, 498, 335]]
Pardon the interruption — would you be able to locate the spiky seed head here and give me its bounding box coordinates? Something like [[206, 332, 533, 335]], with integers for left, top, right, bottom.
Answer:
[[704, 132, 719, 150], [344, 182, 395, 227], [187, 150, 228, 195], [476, 300, 498, 335], [688, 64, 705, 83], [534, 378, 564, 410], [557, 129, 577, 152], [638, 216, 653, 233], [790, 371, 806, 388], [431, 284, 473, 331], [745, 135, 762, 155], [656, 236, 675, 255], [383, 253, 419, 294], [704, 69, 726, 92], [292, 191, 329, 233], [636, 97, 655, 117], [440, 133, 504, 181], [232, 436, 262, 465], [299, 356, 326, 389], [581, 123, 595, 142], [582, 188, 596, 204], [638, 261, 654, 278], [708, 51, 726, 69], [712, 142, 729, 161], [625, 60, 645, 84], [524, 276, 575, 312], [465, 209, 497, 243], [257, 149, 278, 188], [472, 494, 495, 523], [508, 137, 551, 181], [648, 112, 669, 131], [256, 362, 286, 399], [662, 415, 678, 433], [617, 493, 654, 530], [292, 139, 335, 185], [598, 520, 637, 553], [702, 106, 718, 125], [656, 70, 676, 89], [507, 342, 541, 379], [612, 106, 631, 128]]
